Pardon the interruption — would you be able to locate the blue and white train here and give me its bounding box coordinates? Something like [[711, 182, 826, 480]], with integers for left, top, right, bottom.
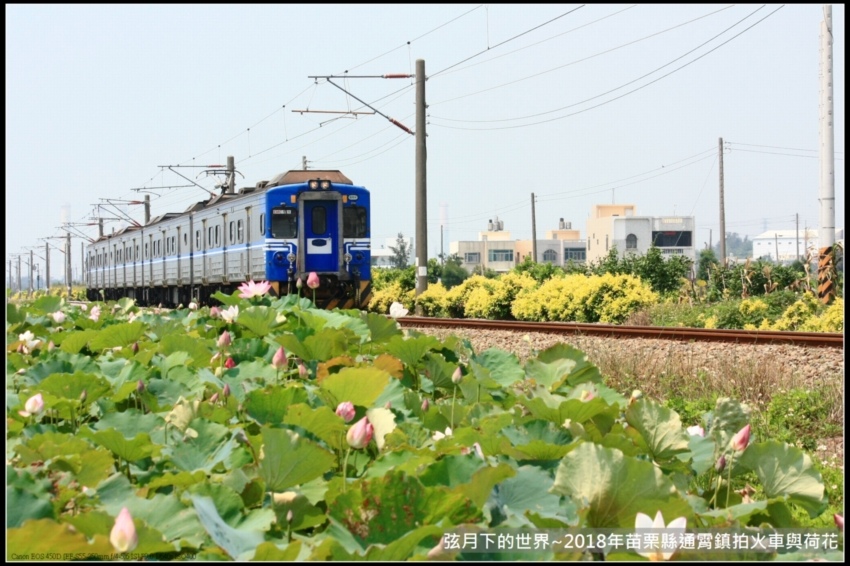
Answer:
[[85, 169, 372, 309]]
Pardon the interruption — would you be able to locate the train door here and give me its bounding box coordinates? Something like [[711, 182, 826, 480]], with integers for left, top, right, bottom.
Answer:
[[303, 200, 338, 273]]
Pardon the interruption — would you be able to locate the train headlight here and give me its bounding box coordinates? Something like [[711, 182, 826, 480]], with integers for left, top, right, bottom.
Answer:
[[354, 252, 364, 261], [287, 253, 296, 263], [320, 180, 331, 190], [309, 180, 319, 190], [344, 253, 352, 264], [274, 252, 284, 263]]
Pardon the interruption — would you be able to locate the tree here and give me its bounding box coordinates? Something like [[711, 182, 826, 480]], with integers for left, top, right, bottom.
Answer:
[[388, 232, 412, 269], [697, 248, 718, 282]]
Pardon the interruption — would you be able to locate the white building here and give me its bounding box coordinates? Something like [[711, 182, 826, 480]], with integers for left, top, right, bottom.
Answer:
[[585, 204, 696, 265], [371, 236, 414, 268], [752, 229, 843, 263]]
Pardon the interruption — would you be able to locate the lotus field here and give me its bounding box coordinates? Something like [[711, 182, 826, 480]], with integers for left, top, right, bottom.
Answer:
[[6, 287, 844, 561]]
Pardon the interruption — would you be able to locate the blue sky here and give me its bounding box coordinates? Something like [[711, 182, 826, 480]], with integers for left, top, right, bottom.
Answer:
[[6, 4, 844, 279]]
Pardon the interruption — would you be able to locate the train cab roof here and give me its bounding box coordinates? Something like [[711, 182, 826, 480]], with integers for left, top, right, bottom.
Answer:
[[267, 170, 353, 187]]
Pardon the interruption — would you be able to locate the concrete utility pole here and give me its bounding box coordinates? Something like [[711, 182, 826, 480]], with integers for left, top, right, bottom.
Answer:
[[531, 193, 538, 263], [796, 213, 800, 261], [415, 58, 428, 310], [17, 255, 22, 293], [718, 137, 726, 265], [29, 250, 34, 295], [818, 4, 835, 303], [45, 242, 50, 293], [144, 195, 151, 225], [66, 232, 72, 297]]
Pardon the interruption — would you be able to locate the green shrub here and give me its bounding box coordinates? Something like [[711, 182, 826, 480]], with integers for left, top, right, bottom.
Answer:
[[415, 282, 449, 317], [443, 275, 492, 318], [368, 282, 413, 314], [760, 388, 842, 452]]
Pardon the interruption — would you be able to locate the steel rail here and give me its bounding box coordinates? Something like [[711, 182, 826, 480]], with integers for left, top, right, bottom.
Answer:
[[397, 317, 845, 348]]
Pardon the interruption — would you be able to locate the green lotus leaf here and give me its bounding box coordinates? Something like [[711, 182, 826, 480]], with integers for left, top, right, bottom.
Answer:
[[235, 305, 278, 337], [526, 343, 603, 389], [89, 321, 146, 350], [91, 409, 164, 439], [191, 494, 268, 560], [737, 441, 827, 518], [7, 468, 54, 528], [360, 311, 402, 344], [259, 427, 336, 492], [31, 295, 63, 314], [488, 465, 577, 528], [165, 418, 237, 473], [62, 510, 176, 556], [283, 404, 347, 450], [328, 471, 478, 547], [625, 398, 691, 462], [384, 334, 443, 368], [276, 328, 350, 362], [551, 442, 691, 528], [319, 367, 392, 409], [473, 348, 524, 387], [85, 428, 154, 463], [7, 518, 114, 559], [245, 386, 308, 425], [159, 334, 214, 368], [58, 329, 98, 354], [253, 541, 305, 561], [271, 491, 327, 532]]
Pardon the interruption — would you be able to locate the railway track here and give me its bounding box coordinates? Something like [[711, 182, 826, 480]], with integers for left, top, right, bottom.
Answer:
[[397, 316, 845, 349]]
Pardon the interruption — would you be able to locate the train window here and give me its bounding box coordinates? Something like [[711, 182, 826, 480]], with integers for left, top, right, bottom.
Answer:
[[312, 207, 326, 235], [196, 230, 200, 249], [135, 245, 139, 259], [145, 243, 149, 259], [343, 206, 367, 238], [183, 233, 188, 246], [229, 221, 235, 244], [259, 213, 265, 236], [208, 227, 213, 248], [172, 236, 176, 254], [215, 226, 220, 246], [271, 206, 297, 238], [626, 234, 637, 249], [237, 219, 244, 243]]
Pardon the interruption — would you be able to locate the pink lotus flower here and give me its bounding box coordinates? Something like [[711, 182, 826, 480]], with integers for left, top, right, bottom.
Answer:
[[687, 425, 705, 437], [238, 280, 272, 299], [335, 401, 355, 423], [89, 305, 101, 322], [635, 510, 687, 561], [451, 367, 462, 384], [18, 331, 41, 354], [579, 390, 595, 402], [210, 306, 222, 318], [272, 346, 287, 370], [835, 514, 844, 531], [18, 393, 44, 417], [225, 357, 236, 369], [729, 424, 751, 452], [346, 417, 373, 449], [221, 305, 239, 324], [306, 272, 320, 289], [217, 330, 232, 349], [188, 302, 198, 310], [52, 311, 66, 324], [110, 507, 138, 553]]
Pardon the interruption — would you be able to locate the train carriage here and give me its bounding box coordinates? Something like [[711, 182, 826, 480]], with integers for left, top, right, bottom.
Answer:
[[86, 168, 372, 309]]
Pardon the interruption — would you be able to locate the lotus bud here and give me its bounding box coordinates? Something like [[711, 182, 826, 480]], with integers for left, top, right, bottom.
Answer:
[[211, 352, 221, 364], [48, 341, 56, 352], [421, 398, 430, 412], [225, 357, 236, 370], [272, 346, 287, 370], [835, 514, 844, 531], [20, 393, 44, 417], [210, 306, 221, 318], [729, 424, 751, 452], [384, 401, 392, 410], [217, 330, 231, 349], [715, 455, 726, 473], [629, 390, 643, 405], [222, 383, 231, 398], [686, 425, 705, 437], [579, 390, 595, 402], [136, 380, 145, 394], [451, 367, 462, 385], [131, 342, 139, 354], [188, 302, 198, 310], [80, 389, 87, 403], [306, 272, 320, 289], [296, 277, 303, 290], [298, 361, 308, 379], [52, 311, 66, 324], [110, 507, 138, 553], [335, 401, 355, 423], [346, 417, 374, 450], [287, 509, 294, 524], [209, 392, 219, 404]]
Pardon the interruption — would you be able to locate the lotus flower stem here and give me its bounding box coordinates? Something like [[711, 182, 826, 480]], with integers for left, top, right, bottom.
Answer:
[[725, 454, 734, 509], [342, 447, 352, 493], [451, 385, 457, 429]]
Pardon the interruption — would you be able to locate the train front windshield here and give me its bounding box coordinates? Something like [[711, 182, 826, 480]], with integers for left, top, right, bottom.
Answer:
[[271, 206, 297, 238]]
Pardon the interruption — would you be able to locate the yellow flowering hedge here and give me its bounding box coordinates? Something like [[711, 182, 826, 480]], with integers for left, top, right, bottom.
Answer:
[[798, 297, 844, 332], [769, 292, 822, 331], [368, 282, 414, 314], [443, 276, 494, 318], [414, 281, 448, 317], [512, 273, 658, 323]]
